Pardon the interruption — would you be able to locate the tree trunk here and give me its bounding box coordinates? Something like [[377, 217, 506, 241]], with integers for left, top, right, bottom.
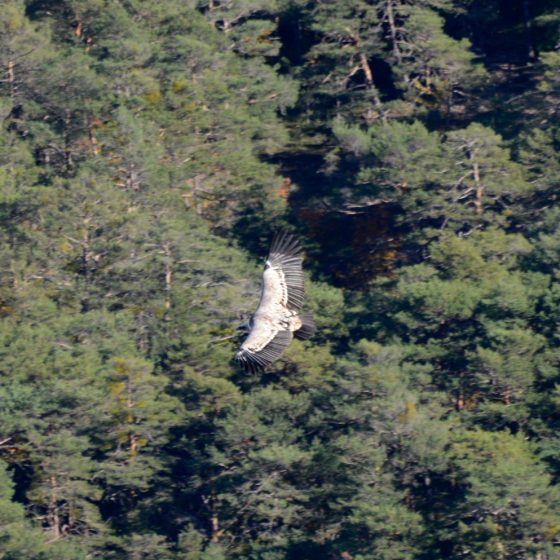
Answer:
[[358, 54, 382, 110], [210, 494, 221, 542], [64, 108, 73, 173], [346, 28, 385, 120], [48, 475, 61, 542], [522, 0, 536, 59], [164, 243, 172, 311], [126, 375, 138, 456], [473, 161, 483, 215], [81, 219, 92, 279], [87, 116, 100, 156], [386, 0, 402, 64], [207, 0, 216, 28], [7, 59, 16, 102], [130, 433, 138, 456]]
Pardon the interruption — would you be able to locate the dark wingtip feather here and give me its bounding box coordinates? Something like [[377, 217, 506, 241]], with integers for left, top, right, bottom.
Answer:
[[267, 230, 306, 311], [268, 230, 303, 260], [235, 330, 293, 372], [236, 351, 265, 373], [294, 312, 316, 340]]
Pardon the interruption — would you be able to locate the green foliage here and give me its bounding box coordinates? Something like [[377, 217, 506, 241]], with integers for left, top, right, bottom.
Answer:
[[449, 430, 560, 558], [0, 1, 559, 559], [331, 120, 530, 236]]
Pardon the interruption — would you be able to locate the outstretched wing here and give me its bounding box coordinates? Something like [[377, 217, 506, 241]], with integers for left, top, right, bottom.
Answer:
[[263, 231, 305, 311], [236, 326, 293, 373], [235, 231, 305, 372]]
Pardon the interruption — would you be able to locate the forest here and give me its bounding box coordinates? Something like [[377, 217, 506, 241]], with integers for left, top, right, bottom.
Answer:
[[1, 0, 560, 558]]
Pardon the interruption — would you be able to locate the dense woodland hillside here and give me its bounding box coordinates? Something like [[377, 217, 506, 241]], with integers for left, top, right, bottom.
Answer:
[[1, 1, 560, 558]]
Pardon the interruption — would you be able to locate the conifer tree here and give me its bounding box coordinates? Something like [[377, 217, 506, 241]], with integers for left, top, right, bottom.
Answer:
[[1, 1, 560, 558]]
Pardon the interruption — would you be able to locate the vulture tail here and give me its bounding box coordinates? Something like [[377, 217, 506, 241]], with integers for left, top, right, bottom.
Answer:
[[294, 312, 316, 340]]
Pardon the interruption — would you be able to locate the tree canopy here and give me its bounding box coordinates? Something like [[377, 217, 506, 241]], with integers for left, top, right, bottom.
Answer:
[[1, 0, 560, 558]]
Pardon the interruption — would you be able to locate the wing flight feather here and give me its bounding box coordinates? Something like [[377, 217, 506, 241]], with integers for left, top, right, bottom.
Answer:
[[236, 328, 293, 373], [236, 231, 309, 372], [266, 231, 305, 311]]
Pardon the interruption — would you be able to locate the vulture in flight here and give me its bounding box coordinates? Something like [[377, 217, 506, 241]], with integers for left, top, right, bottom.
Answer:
[[235, 231, 316, 372]]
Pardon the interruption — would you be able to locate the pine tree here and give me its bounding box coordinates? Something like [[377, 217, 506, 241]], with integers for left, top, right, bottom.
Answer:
[[448, 429, 560, 559], [390, 6, 486, 117]]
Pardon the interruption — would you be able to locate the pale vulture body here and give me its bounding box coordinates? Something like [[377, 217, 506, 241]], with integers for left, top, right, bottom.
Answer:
[[235, 231, 315, 372]]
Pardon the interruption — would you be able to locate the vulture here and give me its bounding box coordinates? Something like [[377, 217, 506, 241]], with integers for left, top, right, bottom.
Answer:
[[235, 231, 316, 372]]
